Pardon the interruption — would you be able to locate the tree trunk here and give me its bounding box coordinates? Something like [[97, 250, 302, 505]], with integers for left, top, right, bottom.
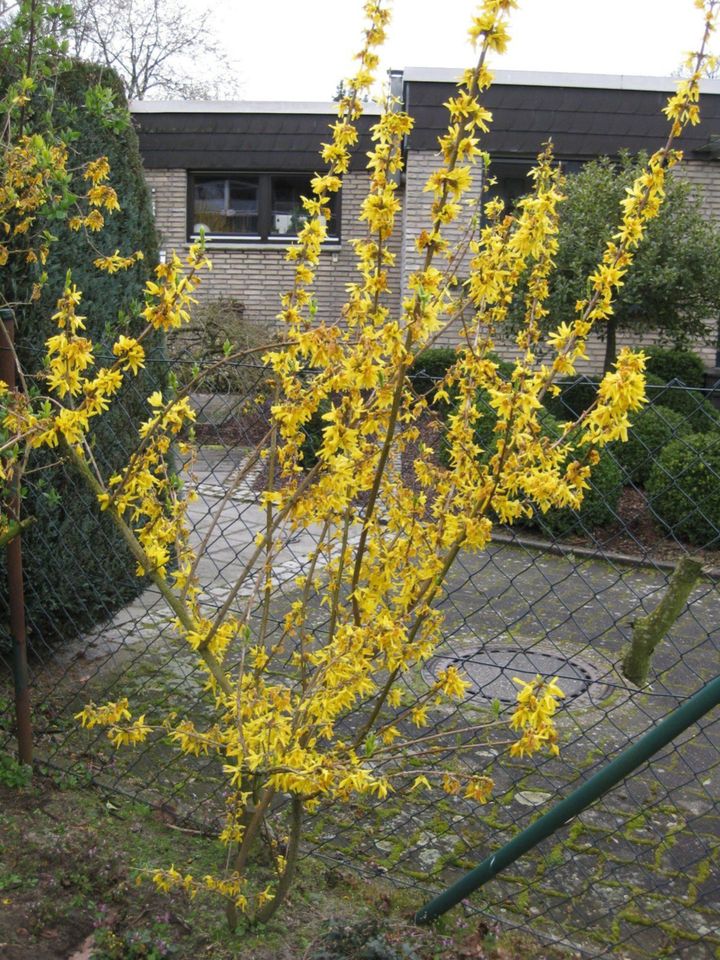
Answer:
[[603, 315, 618, 374], [622, 557, 703, 686]]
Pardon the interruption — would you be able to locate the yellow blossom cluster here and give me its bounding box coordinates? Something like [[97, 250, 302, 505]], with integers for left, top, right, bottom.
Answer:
[[0, 134, 70, 274], [509, 675, 565, 758], [75, 698, 152, 748]]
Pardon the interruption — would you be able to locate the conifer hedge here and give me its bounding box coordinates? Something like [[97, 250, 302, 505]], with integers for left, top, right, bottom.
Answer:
[[0, 62, 163, 654]]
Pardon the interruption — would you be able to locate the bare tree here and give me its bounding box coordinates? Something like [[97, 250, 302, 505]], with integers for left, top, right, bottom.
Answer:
[[55, 0, 240, 99]]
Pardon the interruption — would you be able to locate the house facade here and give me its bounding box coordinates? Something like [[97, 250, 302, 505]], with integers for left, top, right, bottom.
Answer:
[[132, 70, 720, 371]]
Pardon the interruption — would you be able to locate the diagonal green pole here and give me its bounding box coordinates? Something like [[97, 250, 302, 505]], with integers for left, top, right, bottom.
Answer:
[[415, 673, 720, 925]]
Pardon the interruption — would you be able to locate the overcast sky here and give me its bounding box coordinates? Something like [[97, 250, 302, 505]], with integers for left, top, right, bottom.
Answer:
[[203, 0, 714, 102]]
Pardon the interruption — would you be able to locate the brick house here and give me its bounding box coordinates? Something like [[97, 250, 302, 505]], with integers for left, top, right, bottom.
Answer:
[[132, 69, 720, 371]]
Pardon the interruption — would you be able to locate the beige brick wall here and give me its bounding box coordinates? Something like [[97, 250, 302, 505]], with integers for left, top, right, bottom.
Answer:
[[676, 158, 720, 222], [146, 153, 720, 371], [400, 151, 720, 372], [143, 168, 402, 335], [400, 149, 484, 295]]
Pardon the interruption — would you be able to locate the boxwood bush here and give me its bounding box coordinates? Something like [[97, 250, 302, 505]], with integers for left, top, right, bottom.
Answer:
[[644, 347, 705, 388], [531, 429, 624, 539], [408, 347, 513, 412], [646, 432, 720, 547], [645, 381, 720, 433], [0, 63, 162, 655], [545, 373, 719, 435], [407, 347, 457, 404], [299, 397, 332, 470], [613, 404, 684, 486]]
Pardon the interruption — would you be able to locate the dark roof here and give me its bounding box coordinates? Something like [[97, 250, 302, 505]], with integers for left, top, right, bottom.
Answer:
[[405, 79, 720, 159], [132, 78, 720, 172], [133, 107, 378, 171]]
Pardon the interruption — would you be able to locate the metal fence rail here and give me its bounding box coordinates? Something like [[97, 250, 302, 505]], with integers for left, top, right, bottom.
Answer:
[[1, 360, 719, 959]]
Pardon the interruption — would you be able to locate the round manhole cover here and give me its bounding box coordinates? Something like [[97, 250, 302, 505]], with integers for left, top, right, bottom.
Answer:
[[424, 645, 596, 704]]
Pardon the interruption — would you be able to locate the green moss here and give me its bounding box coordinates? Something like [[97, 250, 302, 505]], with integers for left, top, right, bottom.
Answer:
[[516, 888, 529, 913], [685, 854, 715, 906]]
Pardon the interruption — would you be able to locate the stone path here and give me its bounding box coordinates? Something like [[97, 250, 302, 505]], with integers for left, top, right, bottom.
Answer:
[[308, 544, 720, 959]]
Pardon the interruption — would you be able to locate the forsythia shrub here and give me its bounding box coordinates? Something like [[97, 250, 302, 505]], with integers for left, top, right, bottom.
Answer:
[[1, 0, 718, 929]]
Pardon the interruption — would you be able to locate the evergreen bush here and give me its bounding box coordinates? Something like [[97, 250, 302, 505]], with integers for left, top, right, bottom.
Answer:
[[544, 373, 718, 436], [613, 404, 684, 485], [646, 432, 720, 547], [299, 397, 331, 470], [409, 347, 513, 415], [644, 346, 705, 387], [441, 387, 622, 536], [531, 420, 624, 539], [645, 381, 720, 433], [407, 346, 457, 403], [0, 62, 162, 653]]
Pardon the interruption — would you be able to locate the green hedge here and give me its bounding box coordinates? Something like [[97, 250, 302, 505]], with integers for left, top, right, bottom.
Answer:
[[526, 411, 623, 538], [0, 63, 162, 655], [645, 382, 720, 433], [408, 347, 457, 404], [299, 397, 331, 470], [544, 374, 719, 435], [644, 347, 705, 388], [408, 348, 514, 412], [646, 432, 720, 548], [533, 447, 623, 539], [613, 404, 684, 486]]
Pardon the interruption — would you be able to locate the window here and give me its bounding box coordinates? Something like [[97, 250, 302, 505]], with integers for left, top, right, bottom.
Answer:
[[189, 172, 339, 243], [483, 162, 533, 215], [483, 160, 584, 219]]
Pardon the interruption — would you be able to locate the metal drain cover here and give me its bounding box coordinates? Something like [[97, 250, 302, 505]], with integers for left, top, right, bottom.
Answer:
[[424, 645, 595, 704]]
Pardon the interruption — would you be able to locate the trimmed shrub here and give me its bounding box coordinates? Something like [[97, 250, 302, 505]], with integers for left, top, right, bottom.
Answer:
[[613, 404, 684, 486], [544, 373, 719, 436], [645, 382, 720, 433], [408, 347, 457, 403], [0, 63, 162, 654], [644, 347, 705, 388], [646, 432, 720, 547], [168, 297, 270, 396], [437, 385, 506, 468], [299, 398, 331, 470]]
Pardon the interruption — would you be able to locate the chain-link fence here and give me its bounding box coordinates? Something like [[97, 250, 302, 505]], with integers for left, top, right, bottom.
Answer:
[[1, 360, 719, 959]]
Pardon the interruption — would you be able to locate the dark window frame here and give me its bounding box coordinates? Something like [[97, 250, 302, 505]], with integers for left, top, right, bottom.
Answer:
[[187, 171, 341, 244], [483, 158, 585, 217]]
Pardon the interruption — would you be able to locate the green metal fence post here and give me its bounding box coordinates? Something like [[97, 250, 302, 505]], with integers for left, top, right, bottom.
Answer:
[[415, 673, 720, 925]]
